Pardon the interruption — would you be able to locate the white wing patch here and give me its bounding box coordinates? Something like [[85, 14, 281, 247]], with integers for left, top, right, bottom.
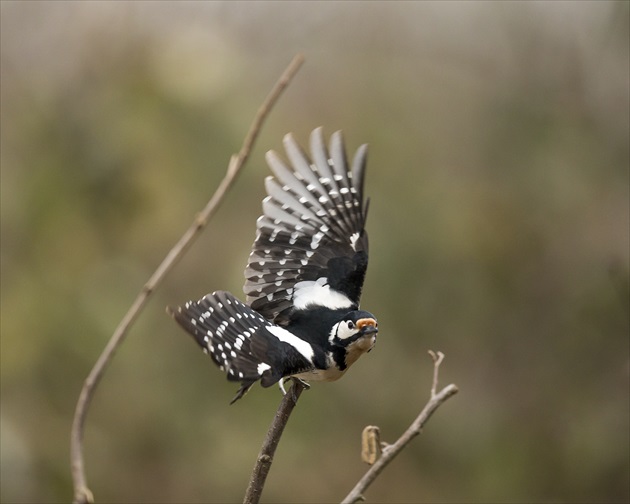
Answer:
[[293, 277, 354, 310], [350, 232, 360, 251], [257, 362, 271, 374], [267, 326, 315, 362]]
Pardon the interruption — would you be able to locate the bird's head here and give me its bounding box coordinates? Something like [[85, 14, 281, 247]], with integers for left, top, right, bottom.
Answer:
[[329, 310, 378, 360]]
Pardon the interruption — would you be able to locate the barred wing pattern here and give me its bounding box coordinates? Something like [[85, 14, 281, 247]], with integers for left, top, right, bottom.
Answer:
[[243, 128, 369, 325], [170, 291, 318, 403]]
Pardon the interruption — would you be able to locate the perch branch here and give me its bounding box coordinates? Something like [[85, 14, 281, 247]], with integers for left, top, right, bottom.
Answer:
[[70, 53, 305, 504], [243, 379, 307, 504], [341, 351, 459, 504]]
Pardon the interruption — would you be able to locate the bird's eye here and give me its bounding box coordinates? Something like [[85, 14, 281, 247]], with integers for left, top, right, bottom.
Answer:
[[347, 321, 355, 330]]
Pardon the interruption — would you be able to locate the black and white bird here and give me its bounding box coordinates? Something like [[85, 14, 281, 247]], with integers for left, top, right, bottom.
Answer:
[[169, 128, 377, 403]]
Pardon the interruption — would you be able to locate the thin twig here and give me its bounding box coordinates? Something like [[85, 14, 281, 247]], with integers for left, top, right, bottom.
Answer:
[[70, 53, 305, 504], [243, 380, 307, 504], [340, 351, 459, 504], [428, 349, 444, 398]]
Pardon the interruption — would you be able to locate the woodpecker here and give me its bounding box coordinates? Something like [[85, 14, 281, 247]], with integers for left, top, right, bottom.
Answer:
[[169, 128, 377, 403]]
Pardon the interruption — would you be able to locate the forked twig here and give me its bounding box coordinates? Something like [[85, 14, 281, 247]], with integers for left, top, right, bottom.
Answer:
[[341, 351, 459, 504], [243, 379, 307, 504], [70, 53, 305, 504], [428, 349, 445, 398]]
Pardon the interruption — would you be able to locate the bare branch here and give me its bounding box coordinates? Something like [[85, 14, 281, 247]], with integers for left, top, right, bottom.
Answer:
[[340, 351, 458, 504], [243, 379, 307, 504], [70, 53, 305, 504], [428, 349, 445, 398]]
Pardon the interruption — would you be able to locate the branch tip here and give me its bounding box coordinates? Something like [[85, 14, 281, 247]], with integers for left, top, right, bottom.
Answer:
[[428, 349, 445, 366], [428, 350, 445, 398]]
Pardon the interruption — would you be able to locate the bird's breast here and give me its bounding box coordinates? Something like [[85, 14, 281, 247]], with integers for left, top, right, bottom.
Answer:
[[344, 334, 377, 368]]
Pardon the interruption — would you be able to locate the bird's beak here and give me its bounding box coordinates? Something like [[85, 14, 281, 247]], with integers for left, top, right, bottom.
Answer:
[[357, 318, 378, 335]]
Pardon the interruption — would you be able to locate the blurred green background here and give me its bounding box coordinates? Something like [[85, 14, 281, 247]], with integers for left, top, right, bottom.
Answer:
[[1, 2, 628, 503]]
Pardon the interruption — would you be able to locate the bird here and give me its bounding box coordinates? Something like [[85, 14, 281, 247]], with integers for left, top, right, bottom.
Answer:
[[169, 127, 377, 404]]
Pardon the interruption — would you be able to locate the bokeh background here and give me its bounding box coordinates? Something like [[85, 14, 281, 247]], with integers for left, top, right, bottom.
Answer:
[[1, 2, 628, 503]]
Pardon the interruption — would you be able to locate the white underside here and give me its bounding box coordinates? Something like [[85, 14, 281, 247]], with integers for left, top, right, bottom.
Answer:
[[291, 334, 377, 382], [293, 366, 347, 382]]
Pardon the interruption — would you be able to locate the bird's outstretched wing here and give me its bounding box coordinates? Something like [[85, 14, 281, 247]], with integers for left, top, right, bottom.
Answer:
[[243, 128, 369, 325]]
